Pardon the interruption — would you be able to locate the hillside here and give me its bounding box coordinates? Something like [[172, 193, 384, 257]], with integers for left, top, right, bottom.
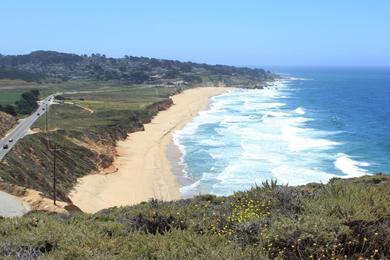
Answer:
[[0, 51, 278, 88], [0, 90, 177, 202], [0, 51, 279, 208], [0, 174, 389, 259], [0, 112, 16, 138]]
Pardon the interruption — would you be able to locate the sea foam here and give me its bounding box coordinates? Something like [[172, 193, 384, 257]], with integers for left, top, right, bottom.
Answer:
[[173, 78, 371, 197], [334, 153, 370, 178], [294, 107, 305, 114]]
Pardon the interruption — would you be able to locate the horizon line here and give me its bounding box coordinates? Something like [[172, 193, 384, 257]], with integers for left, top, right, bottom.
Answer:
[[1, 50, 389, 69]]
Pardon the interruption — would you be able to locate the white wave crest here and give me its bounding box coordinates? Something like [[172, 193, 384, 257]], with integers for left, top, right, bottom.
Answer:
[[272, 165, 334, 186], [244, 102, 286, 110], [175, 82, 371, 198], [334, 153, 370, 178], [294, 107, 305, 114], [281, 118, 339, 152], [287, 76, 312, 81], [180, 180, 201, 198]]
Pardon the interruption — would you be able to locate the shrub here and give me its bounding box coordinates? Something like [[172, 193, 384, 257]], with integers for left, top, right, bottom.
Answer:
[[127, 213, 187, 235], [0, 175, 389, 259]]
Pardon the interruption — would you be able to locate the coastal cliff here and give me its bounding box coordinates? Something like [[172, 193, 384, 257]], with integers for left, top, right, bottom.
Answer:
[[69, 87, 227, 213], [0, 98, 174, 202], [0, 50, 279, 209]]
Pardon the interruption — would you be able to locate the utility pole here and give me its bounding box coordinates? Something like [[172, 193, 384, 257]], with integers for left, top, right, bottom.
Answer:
[[51, 144, 58, 205], [45, 103, 48, 132], [45, 98, 59, 205], [47, 136, 61, 205], [46, 144, 61, 205]]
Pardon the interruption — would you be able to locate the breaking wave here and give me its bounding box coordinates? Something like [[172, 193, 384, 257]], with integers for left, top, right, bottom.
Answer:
[[173, 78, 373, 197]]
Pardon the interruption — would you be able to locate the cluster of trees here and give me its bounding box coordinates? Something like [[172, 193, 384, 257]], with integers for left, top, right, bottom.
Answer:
[[0, 51, 277, 84], [54, 95, 65, 101], [0, 66, 43, 82], [0, 51, 82, 66], [0, 89, 40, 116], [0, 104, 17, 116]]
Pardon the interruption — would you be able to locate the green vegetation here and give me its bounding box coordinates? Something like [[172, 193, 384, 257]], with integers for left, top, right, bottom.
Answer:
[[0, 174, 388, 259], [0, 104, 17, 116], [0, 66, 43, 82], [0, 79, 39, 107], [0, 50, 279, 117], [15, 89, 40, 114], [0, 131, 102, 200], [0, 89, 40, 116], [0, 51, 388, 259], [0, 85, 178, 200], [0, 79, 34, 87], [0, 51, 278, 87], [34, 86, 178, 132], [0, 90, 24, 106]]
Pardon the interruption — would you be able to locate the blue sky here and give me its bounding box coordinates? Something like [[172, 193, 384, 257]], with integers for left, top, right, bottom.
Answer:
[[0, 0, 389, 66]]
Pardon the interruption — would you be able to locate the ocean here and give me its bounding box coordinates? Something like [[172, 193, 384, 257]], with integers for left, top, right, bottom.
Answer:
[[173, 67, 390, 197]]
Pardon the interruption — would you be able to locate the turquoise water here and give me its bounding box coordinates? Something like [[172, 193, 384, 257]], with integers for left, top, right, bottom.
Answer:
[[173, 68, 390, 197]]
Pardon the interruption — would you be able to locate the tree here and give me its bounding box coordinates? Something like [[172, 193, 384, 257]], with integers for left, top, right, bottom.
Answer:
[[55, 95, 65, 101], [30, 89, 40, 97], [3, 104, 17, 116], [16, 90, 40, 114], [164, 69, 180, 79], [129, 71, 150, 84]]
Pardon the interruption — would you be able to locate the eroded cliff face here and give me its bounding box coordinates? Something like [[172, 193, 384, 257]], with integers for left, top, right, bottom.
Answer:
[[0, 98, 174, 202], [0, 112, 16, 138]]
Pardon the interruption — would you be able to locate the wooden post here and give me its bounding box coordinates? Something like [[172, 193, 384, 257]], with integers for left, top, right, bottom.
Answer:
[[52, 145, 57, 205]]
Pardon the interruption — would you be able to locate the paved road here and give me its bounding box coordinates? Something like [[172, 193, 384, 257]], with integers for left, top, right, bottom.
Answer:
[[0, 94, 56, 161], [0, 191, 30, 217], [0, 94, 57, 217]]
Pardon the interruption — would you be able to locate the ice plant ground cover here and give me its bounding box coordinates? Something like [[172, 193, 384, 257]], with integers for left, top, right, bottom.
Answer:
[[0, 174, 389, 259]]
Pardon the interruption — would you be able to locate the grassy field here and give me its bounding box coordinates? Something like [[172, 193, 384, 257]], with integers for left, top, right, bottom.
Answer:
[[1, 77, 180, 130], [66, 85, 176, 110], [0, 79, 34, 88], [1, 81, 179, 200], [0, 79, 42, 106], [0, 78, 177, 105], [33, 85, 178, 132], [0, 90, 24, 105], [0, 174, 388, 259]]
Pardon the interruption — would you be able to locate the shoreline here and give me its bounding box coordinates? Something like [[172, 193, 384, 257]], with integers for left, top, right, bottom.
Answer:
[[167, 137, 193, 190], [69, 87, 228, 213]]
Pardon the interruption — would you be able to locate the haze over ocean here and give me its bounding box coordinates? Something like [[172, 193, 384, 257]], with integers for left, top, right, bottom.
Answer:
[[174, 68, 390, 197]]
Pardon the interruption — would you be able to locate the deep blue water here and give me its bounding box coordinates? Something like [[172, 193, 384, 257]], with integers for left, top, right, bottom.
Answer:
[[173, 68, 390, 197]]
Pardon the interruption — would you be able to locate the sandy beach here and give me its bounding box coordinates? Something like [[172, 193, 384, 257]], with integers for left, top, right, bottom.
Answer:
[[69, 87, 228, 213]]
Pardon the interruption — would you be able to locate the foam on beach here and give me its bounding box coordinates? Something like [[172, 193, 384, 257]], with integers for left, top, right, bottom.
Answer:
[[173, 78, 372, 197], [70, 87, 228, 213]]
